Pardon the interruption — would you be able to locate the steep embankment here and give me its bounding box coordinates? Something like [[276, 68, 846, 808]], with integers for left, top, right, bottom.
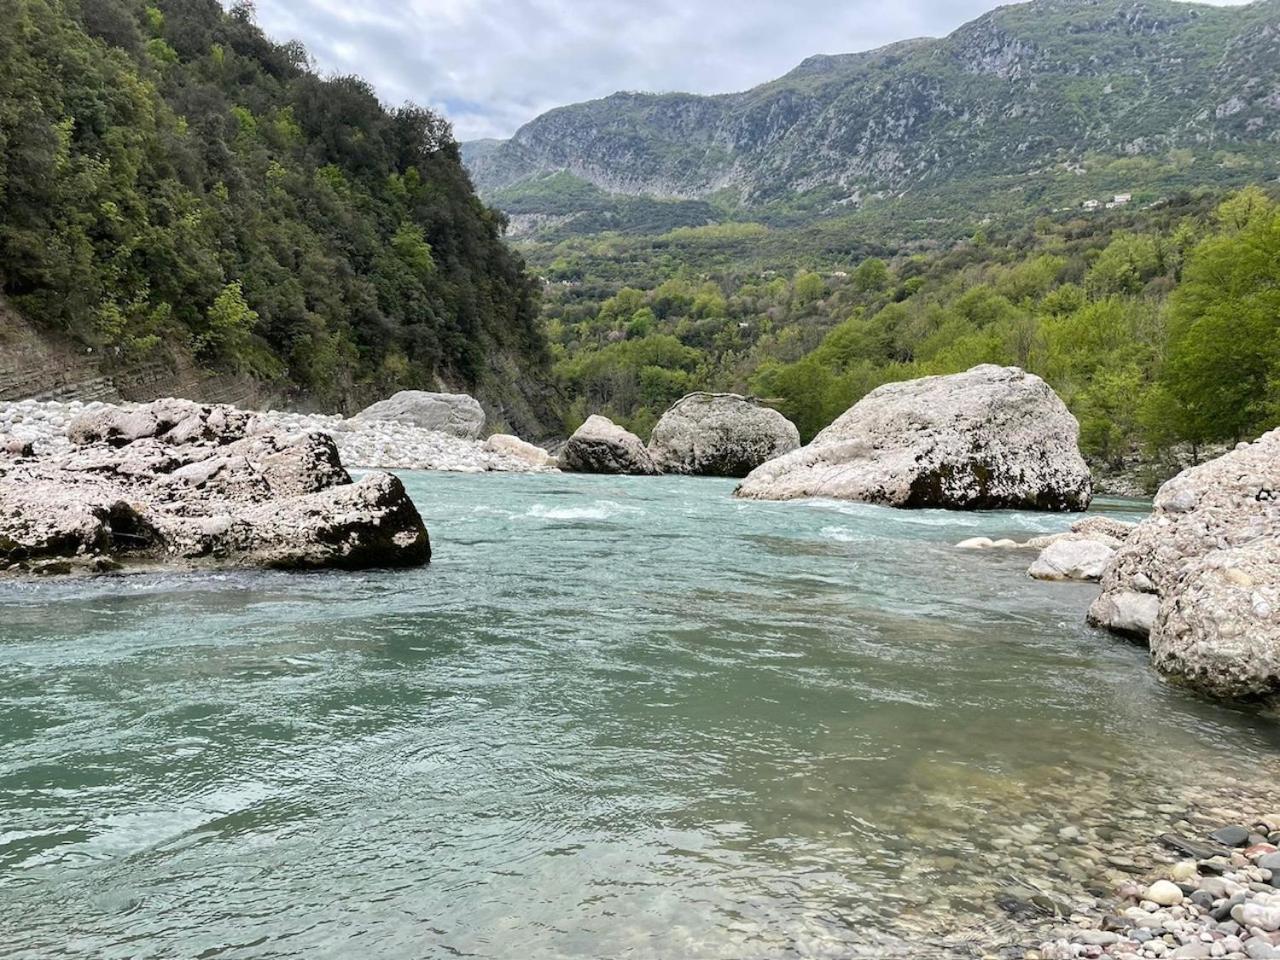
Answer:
[[0, 0, 558, 434], [465, 0, 1280, 229]]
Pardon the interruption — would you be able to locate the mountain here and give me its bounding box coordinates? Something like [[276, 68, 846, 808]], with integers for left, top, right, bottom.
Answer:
[[0, 0, 555, 433], [463, 0, 1280, 234]]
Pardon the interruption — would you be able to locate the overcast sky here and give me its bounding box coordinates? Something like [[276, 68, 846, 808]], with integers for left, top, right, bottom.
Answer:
[[245, 0, 1253, 142]]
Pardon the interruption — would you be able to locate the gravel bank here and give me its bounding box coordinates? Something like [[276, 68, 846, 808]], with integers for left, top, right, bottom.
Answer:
[[0, 399, 557, 474]]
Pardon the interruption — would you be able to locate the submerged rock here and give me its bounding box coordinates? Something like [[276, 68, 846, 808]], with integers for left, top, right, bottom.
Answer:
[[1089, 429, 1280, 700], [0, 399, 430, 576], [558, 415, 658, 475], [647, 393, 800, 477], [735, 365, 1092, 511], [354, 390, 486, 440]]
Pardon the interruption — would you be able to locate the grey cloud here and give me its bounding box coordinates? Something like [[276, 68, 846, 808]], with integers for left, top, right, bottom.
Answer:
[[247, 0, 1253, 141]]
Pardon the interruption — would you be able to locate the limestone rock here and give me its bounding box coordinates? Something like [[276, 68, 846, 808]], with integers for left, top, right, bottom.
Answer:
[[1087, 590, 1160, 639], [1089, 429, 1280, 699], [647, 393, 800, 477], [1070, 515, 1136, 542], [1151, 541, 1279, 700], [1028, 538, 1116, 582], [734, 365, 1092, 511], [1095, 430, 1280, 623], [354, 391, 485, 439], [1, 436, 34, 457], [483, 434, 557, 469], [0, 399, 429, 576], [558, 415, 658, 475]]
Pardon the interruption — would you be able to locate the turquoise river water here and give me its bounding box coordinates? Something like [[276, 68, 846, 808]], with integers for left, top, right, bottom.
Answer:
[[2, 472, 1278, 959]]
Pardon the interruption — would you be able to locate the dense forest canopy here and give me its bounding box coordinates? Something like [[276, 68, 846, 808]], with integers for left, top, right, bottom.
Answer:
[[0, 0, 550, 418], [535, 186, 1280, 487]]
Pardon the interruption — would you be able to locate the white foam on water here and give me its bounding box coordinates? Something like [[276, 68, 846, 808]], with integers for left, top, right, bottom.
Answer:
[[526, 501, 643, 522]]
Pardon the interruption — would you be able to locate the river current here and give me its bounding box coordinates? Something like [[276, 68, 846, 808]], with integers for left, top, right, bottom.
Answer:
[[2, 472, 1278, 958]]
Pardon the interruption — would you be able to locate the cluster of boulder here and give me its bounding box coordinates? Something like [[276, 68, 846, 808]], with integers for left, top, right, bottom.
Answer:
[[1086, 430, 1280, 702], [958, 427, 1279, 704], [557, 393, 801, 478], [0, 399, 431, 576], [959, 515, 1137, 583]]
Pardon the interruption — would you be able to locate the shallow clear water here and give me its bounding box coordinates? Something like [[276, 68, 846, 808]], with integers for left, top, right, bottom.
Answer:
[[1, 473, 1278, 959]]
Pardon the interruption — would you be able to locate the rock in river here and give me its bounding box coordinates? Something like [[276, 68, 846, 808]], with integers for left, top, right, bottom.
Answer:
[[734, 365, 1092, 511], [354, 390, 486, 440], [483, 434, 557, 469], [558, 415, 658, 476], [1089, 429, 1280, 700], [1028, 537, 1116, 582], [647, 393, 800, 478], [0, 399, 430, 576]]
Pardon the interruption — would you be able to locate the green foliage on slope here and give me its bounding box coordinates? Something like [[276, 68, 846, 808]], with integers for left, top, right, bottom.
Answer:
[[0, 0, 548, 412], [540, 187, 1280, 483]]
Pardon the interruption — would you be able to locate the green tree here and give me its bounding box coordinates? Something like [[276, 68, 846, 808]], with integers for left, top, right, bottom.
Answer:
[[1162, 195, 1280, 443]]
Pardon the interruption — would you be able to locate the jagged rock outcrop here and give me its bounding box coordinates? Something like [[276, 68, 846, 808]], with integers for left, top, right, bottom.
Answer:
[[647, 393, 800, 478], [354, 391, 486, 440], [483, 434, 557, 469], [1088, 429, 1280, 699], [0, 400, 430, 576], [558, 415, 658, 475], [735, 365, 1092, 511]]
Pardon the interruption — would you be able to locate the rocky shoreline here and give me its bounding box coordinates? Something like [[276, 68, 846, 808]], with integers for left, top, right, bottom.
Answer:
[[0, 398, 558, 474], [1024, 812, 1280, 960]]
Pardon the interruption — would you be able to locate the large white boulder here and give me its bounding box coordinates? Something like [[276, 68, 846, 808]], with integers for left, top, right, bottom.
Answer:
[[354, 391, 485, 439], [558, 415, 658, 475], [647, 393, 800, 478], [735, 365, 1092, 511]]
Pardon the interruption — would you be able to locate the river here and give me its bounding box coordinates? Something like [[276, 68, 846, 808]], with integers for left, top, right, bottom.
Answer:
[[2, 472, 1277, 958]]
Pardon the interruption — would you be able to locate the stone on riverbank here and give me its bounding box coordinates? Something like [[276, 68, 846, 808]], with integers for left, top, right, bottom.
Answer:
[[0, 399, 430, 576], [483, 433, 557, 469], [354, 390, 486, 439], [1029, 538, 1116, 582], [1089, 429, 1280, 699], [1, 399, 554, 474], [559, 415, 658, 475], [735, 365, 1092, 511], [647, 393, 800, 478]]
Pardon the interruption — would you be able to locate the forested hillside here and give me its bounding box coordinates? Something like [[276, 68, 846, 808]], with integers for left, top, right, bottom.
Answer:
[[465, 0, 1280, 238], [539, 186, 1280, 490], [0, 0, 553, 428]]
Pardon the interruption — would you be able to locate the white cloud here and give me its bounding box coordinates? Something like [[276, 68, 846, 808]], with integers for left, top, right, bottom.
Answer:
[[246, 0, 1257, 141]]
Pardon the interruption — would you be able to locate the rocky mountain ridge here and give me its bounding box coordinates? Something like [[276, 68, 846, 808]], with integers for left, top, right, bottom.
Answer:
[[464, 0, 1280, 222]]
